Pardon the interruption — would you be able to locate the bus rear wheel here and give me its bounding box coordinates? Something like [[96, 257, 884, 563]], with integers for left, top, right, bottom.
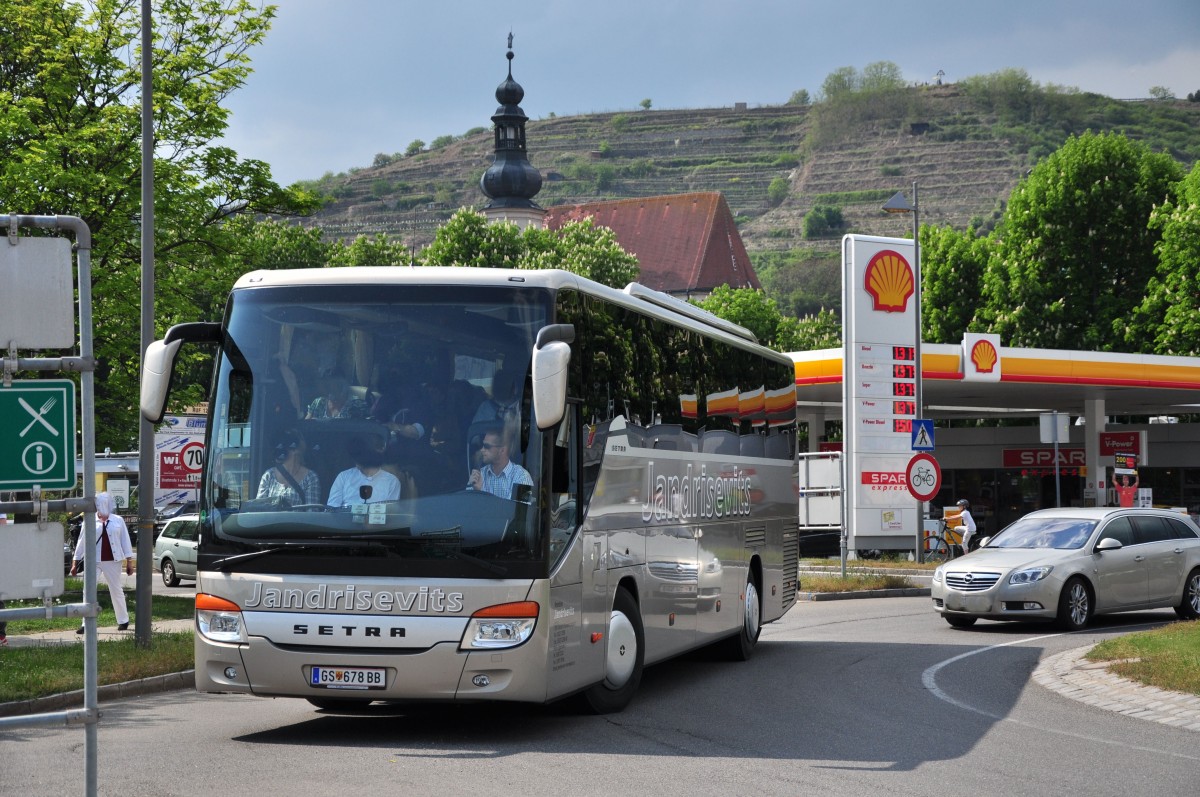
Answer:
[[581, 587, 643, 714], [718, 571, 761, 661]]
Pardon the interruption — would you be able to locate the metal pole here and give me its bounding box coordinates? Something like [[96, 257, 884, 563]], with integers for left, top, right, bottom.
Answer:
[[1053, 410, 1062, 507], [912, 181, 923, 562], [136, 0, 155, 649]]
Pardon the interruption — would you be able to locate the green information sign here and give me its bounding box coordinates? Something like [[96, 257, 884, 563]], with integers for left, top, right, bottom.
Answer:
[[0, 379, 77, 490]]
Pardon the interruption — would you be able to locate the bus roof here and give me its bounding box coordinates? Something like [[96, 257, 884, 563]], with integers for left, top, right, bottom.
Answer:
[[232, 266, 785, 364]]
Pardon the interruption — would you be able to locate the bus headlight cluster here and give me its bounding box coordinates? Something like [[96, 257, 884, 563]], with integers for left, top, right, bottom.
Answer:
[[459, 601, 538, 650], [196, 593, 248, 644]]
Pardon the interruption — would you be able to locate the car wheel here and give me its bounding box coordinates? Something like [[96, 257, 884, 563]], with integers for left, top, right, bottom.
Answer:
[[1174, 567, 1200, 620], [580, 587, 643, 714], [161, 558, 180, 587], [1055, 577, 1092, 631], [717, 571, 762, 661], [945, 615, 977, 628]]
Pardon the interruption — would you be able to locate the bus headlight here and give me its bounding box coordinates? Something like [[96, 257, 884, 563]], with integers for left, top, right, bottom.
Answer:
[[196, 593, 247, 644], [459, 601, 538, 650]]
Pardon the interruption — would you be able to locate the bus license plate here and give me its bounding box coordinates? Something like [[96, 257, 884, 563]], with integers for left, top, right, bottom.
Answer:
[[310, 666, 386, 690]]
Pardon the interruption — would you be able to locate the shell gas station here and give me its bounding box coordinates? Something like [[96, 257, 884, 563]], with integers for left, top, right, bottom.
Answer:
[[787, 235, 1200, 555]]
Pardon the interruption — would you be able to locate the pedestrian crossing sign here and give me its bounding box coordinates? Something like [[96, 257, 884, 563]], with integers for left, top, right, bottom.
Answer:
[[912, 419, 935, 451]]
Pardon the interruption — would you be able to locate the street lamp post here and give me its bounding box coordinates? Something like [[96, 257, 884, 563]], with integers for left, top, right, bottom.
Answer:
[[883, 181, 923, 558]]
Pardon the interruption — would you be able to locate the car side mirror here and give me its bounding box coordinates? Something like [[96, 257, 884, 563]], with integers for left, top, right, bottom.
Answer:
[[976, 536, 991, 548], [1095, 537, 1123, 552]]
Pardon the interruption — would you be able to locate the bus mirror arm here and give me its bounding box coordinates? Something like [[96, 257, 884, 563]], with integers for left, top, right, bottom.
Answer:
[[532, 324, 574, 430], [140, 322, 222, 423]]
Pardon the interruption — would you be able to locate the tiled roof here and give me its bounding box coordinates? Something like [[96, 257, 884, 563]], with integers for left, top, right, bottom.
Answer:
[[544, 192, 760, 295]]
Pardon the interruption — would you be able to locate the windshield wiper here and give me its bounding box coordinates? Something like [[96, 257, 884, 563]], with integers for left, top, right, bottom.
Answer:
[[211, 545, 315, 571]]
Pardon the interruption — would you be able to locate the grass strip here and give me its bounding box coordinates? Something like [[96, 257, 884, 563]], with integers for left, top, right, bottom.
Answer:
[[1085, 620, 1200, 698], [4, 586, 194, 634], [0, 632, 194, 702], [801, 573, 915, 592]]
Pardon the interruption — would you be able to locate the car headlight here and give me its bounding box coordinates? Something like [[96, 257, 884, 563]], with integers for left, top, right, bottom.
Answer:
[[932, 565, 944, 584], [460, 601, 539, 650], [196, 593, 247, 643], [1009, 566, 1053, 585]]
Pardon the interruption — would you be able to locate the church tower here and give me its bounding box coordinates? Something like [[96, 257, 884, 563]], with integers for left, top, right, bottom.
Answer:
[[480, 34, 545, 229]]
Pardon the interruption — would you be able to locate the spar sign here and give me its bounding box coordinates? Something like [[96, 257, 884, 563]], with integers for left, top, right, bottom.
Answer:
[[154, 414, 206, 505]]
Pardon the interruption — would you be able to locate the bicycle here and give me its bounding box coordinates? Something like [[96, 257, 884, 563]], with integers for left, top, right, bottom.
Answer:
[[921, 518, 964, 564]]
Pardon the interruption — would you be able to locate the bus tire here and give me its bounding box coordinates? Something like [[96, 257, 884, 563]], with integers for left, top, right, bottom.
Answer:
[[581, 587, 643, 714], [718, 571, 762, 661]]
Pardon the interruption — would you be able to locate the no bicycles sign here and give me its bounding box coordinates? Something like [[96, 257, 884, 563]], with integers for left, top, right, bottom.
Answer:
[[906, 452, 941, 502]]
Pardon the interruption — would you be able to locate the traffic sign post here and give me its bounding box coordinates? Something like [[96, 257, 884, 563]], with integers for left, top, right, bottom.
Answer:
[[0, 379, 77, 490], [906, 452, 942, 502], [911, 419, 935, 452]]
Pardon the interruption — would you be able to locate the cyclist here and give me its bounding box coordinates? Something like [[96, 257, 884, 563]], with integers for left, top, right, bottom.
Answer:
[[954, 498, 978, 552]]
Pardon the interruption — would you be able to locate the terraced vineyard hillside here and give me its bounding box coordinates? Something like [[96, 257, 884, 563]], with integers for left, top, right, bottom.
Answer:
[[302, 84, 1200, 312]]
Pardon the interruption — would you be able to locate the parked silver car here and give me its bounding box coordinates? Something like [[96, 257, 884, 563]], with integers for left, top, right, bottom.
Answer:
[[931, 507, 1200, 630], [153, 515, 200, 587]]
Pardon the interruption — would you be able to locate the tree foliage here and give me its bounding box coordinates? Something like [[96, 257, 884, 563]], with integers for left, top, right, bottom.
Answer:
[[0, 0, 316, 449], [975, 132, 1181, 350], [920, 223, 989, 342], [1126, 162, 1200, 354], [417, 209, 639, 288]]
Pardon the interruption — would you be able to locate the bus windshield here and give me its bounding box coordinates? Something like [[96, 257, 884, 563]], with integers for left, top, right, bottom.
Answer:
[[202, 283, 550, 579]]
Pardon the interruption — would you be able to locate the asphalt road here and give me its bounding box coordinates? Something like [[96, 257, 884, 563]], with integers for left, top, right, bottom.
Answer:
[[5, 596, 1198, 797]]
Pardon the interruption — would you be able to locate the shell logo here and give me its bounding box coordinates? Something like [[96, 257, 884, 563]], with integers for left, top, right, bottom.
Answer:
[[864, 250, 914, 313], [971, 339, 998, 373]]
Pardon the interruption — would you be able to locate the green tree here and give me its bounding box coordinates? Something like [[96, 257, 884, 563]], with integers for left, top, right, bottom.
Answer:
[[1148, 86, 1175, 101], [0, 0, 315, 449], [920, 223, 990, 342], [820, 66, 859, 100], [977, 132, 1181, 351], [430, 134, 455, 150], [328, 233, 412, 267], [803, 205, 845, 238], [1126, 162, 1200, 354], [777, 308, 841, 351], [787, 89, 810, 106], [639, 98, 652, 111], [695, 285, 786, 348], [405, 139, 425, 156], [860, 61, 905, 92], [767, 176, 790, 206], [417, 209, 639, 288]]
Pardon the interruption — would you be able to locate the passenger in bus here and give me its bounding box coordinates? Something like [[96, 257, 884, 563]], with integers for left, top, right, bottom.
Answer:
[[256, 428, 321, 507], [327, 435, 402, 507], [306, 373, 369, 420], [468, 425, 532, 501]]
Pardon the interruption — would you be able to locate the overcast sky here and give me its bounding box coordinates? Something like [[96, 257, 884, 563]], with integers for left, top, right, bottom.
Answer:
[[220, 0, 1200, 187]]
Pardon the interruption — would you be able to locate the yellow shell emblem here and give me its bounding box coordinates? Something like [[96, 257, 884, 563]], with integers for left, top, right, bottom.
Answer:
[[864, 250, 914, 313], [971, 340, 998, 373]]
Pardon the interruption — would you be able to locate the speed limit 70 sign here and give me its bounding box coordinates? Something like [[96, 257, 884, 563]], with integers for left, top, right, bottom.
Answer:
[[159, 440, 204, 489]]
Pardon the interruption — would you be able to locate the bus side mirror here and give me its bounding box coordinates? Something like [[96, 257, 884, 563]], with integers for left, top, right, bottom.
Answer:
[[532, 324, 574, 430], [140, 322, 222, 423], [141, 338, 183, 423]]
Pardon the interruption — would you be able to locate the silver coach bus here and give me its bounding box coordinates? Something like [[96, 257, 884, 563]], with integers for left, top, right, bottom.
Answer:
[[141, 267, 799, 713]]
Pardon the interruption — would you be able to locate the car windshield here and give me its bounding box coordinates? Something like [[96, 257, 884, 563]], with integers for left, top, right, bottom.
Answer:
[[989, 516, 1097, 550]]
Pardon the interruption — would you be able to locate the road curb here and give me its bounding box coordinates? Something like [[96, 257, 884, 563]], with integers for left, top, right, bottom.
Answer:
[[0, 670, 196, 719], [797, 587, 931, 601]]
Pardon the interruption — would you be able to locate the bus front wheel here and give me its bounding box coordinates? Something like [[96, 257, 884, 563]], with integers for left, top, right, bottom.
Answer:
[[581, 587, 644, 714]]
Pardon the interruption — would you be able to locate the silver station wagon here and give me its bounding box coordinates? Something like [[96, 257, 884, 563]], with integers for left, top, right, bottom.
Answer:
[[153, 514, 200, 587], [931, 507, 1200, 630]]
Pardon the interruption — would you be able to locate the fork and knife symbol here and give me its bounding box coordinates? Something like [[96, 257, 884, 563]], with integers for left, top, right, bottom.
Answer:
[[19, 396, 59, 437]]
